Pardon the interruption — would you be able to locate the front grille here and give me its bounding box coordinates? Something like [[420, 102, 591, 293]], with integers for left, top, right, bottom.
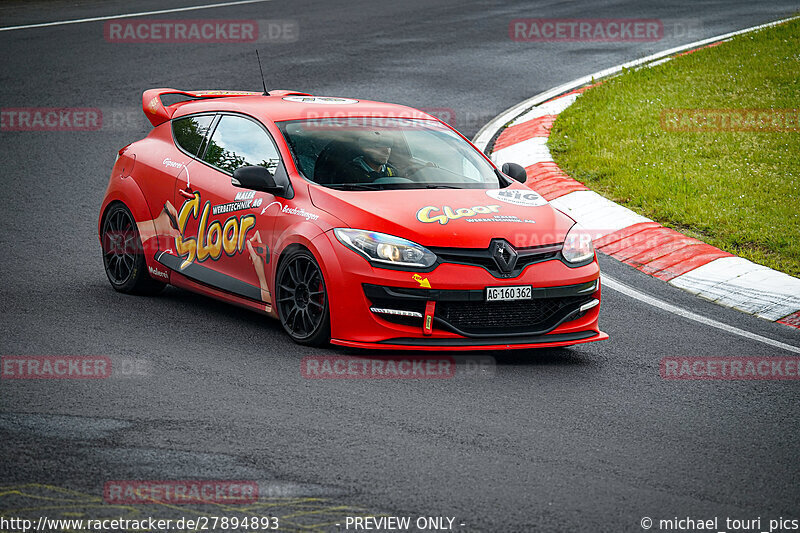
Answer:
[[430, 243, 562, 278], [436, 296, 588, 336]]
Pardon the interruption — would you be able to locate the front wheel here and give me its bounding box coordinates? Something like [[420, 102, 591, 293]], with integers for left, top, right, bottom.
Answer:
[[275, 249, 330, 346], [101, 203, 165, 295]]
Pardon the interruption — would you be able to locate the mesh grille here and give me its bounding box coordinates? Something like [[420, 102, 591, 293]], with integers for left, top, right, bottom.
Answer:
[[436, 297, 586, 335]]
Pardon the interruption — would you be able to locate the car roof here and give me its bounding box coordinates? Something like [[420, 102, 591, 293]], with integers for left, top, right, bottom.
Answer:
[[169, 93, 436, 124]]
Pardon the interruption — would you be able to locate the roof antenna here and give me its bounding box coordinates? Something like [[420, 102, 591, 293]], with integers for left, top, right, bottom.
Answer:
[[256, 50, 269, 96]]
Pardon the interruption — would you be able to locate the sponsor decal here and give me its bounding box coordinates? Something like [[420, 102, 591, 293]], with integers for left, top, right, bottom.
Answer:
[[423, 301, 436, 335], [148, 265, 169, 279], [486, 188, 547, 207], [212, 200, 253, 215], [162, 157, 184, 169], [416, 204, 501, 225], [147, 97, 160, 115], [464, 215, 534, 224], [412, 274, 431, 288], [257, 200, 320, 220], [175, 192, 256, 269], [235, 190, 255, 201], [261, 203, 320, 221], [281, 205, 319, 221], [197, 90, 261, 96], [282, 96, 358, 104]]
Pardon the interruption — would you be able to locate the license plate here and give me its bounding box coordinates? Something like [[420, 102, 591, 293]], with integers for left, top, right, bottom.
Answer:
[[485, 285, 532, 302]]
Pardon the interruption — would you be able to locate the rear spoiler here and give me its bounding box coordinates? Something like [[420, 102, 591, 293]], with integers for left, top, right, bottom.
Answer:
[[142, 88, 312, 126]]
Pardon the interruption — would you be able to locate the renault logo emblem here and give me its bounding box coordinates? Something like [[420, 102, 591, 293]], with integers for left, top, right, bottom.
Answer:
[[490, 239, 518, 274]]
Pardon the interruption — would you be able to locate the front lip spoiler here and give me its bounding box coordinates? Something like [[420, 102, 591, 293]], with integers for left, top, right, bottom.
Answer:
[[330, 330, 608, 351], [379, 329, 598, 346]]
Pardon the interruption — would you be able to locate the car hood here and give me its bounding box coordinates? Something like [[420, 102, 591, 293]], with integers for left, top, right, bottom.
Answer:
[[309, 185, 575, 249]]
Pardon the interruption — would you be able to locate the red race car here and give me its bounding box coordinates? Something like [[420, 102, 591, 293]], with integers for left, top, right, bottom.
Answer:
[[98, 88, 607, 350]]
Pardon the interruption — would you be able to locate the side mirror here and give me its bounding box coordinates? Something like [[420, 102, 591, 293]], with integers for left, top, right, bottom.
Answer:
[[502, 162, 527, 183], [232, 165, 283, 195]]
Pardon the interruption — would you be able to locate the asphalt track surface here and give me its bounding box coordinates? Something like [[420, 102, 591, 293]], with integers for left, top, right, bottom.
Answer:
[[1, 1, 799, 531]]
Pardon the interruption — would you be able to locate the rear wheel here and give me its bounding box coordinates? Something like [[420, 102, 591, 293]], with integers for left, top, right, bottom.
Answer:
[[101, 203, 165, 295], [275, 249, 330, 346]]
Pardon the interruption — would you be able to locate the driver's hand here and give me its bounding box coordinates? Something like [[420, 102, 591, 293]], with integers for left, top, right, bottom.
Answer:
[[405, 161, 436, 173]]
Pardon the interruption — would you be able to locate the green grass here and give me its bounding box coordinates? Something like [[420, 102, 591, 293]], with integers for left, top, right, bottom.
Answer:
[[548, 18, 800, 277]]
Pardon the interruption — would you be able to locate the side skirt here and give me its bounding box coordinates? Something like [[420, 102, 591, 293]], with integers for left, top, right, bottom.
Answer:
[[156, 251, 276, 316]]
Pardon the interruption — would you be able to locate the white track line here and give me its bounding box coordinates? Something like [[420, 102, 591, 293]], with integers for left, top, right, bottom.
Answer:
[[602, 274, 800, 354], [0, 0, 273, 32]]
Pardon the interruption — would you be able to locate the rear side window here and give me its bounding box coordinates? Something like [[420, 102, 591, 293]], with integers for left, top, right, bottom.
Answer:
[[202, 115, 281, 174], [172, 115, 215, 156]]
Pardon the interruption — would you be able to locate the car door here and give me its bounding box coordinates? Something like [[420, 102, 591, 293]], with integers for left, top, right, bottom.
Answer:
[[131, 113, 215, 259], [167, 113, 284, 304]]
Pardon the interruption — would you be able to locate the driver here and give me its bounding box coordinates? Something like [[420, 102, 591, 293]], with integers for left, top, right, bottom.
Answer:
[[345, 131, 399, 182]]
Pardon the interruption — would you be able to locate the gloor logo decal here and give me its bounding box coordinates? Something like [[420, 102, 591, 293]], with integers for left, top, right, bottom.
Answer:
[[175, 192, 256, 269]]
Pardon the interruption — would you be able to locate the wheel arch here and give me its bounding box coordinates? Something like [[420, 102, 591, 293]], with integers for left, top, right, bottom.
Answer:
[[98, 175, 156, 241], [272, 240, 332, 346], [99, 177, 167, 285]]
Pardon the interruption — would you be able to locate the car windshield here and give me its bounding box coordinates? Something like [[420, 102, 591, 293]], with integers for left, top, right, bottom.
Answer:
[[277, 117, 505, 190]]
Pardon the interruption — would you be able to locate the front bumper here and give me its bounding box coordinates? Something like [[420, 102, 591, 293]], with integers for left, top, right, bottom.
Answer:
[[315, 231, 607, 351]]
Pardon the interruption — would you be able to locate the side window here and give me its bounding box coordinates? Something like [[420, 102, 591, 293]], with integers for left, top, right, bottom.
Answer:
[[172, 115, 215, 156], [202, 115, 281, 174]]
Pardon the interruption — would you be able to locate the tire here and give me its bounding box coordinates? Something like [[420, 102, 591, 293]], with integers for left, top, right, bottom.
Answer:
[[101, 203, 165, 295], [275, 248, 331, 346]]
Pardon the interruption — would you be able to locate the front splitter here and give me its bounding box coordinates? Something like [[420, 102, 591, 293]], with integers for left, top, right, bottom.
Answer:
[[330, 330, 608, 351]]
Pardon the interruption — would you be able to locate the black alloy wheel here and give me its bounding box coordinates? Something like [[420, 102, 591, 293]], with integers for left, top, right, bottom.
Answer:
[[276, 249, 330, 346], [101, 203, 165, 295]]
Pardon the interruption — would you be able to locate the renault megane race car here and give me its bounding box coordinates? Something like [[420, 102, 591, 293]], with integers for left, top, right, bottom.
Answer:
[[98, 88, 607, 350]]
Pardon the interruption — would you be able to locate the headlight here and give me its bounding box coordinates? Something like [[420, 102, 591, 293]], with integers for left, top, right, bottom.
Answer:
[[334, 229, 437, 268], [562, 223, 595, 264]]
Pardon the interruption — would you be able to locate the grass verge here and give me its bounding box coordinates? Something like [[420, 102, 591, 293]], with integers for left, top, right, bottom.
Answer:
[[549, 17, 800, 277]]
